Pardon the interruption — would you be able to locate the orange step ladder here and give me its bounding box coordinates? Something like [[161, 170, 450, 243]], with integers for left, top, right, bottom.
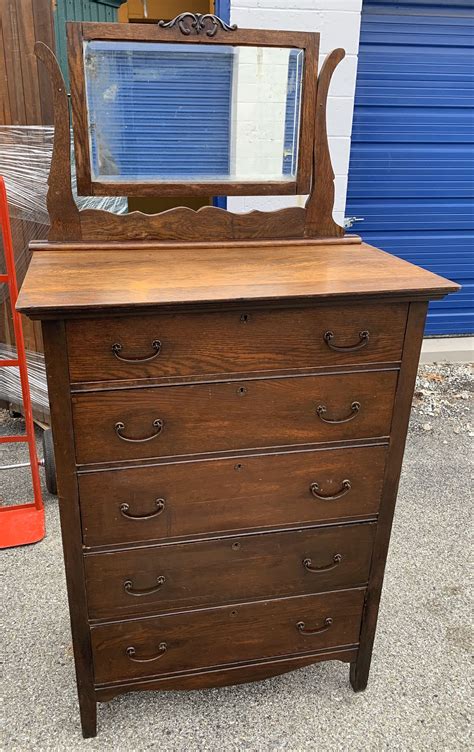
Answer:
[[0, 176, 45, 548]]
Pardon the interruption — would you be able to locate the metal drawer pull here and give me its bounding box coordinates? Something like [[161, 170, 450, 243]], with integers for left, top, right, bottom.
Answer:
[[324, 330, 369, 352], [123, 575, 166, 596], [310, 480, 352, 501], [303, 554, 342, 572], [297, 617, 333, 635], [126, 642, 167, 663], [112, 339, 162, 363], [115, 419, 164, 442], [120, 498, 165, 520], [316, 401, 360, 424]]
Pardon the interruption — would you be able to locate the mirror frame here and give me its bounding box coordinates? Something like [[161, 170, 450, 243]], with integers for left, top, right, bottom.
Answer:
[[67, 19, 319, 197]]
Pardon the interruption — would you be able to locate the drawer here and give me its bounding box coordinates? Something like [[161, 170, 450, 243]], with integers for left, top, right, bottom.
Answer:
[[84, 523, 375, 620], [91, 588, 365, 684], [79, 445, 387, 547], [72, 371, 397, 464], [66, 303, 408, 383]]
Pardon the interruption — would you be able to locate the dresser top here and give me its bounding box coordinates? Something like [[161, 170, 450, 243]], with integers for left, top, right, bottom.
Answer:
[[17, 240, 458, 318]]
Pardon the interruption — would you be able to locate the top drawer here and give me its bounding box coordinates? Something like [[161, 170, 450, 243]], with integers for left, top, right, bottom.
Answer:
[[66, 303, 408, 383]]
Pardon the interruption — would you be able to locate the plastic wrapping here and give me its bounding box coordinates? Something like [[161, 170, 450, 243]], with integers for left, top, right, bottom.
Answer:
[[0, 345, 49, 413], [0, 125, 128, 222], [0, 126, 128, 416]]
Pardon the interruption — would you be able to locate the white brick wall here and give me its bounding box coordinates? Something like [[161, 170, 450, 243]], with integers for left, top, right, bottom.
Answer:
[[227, 0, 363, 225], [231, 47, 293, 180]]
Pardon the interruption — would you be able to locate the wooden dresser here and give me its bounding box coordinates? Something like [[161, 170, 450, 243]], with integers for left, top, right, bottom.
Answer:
[[18, 18, 459, 738], [18, 242, 458, 737]]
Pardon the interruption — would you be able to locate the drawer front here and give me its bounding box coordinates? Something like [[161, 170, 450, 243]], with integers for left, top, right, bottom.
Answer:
[[79, 445, 387, 547], [67, 303, 407, 383], [73, 371, 397, 464], [91, 588, 365, 684], [84, 523, 375, 619]]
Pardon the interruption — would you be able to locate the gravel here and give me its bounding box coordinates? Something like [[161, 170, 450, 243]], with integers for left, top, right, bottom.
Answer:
[[1, 363, 472, 750], [412, 362, 472, 424]]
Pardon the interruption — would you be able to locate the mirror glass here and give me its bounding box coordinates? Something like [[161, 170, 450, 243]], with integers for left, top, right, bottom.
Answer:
[[84, 41, 304, 184]]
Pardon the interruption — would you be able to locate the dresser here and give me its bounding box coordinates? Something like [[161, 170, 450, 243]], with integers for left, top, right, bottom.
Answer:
[[17, 241, 457, 737], [19, 18, 459, 738]]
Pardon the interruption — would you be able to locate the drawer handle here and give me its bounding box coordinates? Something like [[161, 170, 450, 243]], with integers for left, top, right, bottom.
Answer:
[[123, 575, 166, 596], [297, 617, 333, 636], [126, 642, 167, 663], [115, 419, 164, 442], [316, 401, 360, 424], [310, 480, 352, 501], [324, 330, 369, 352], [303, 554, 342, 572], [120, 498, 166, 520], [112, 339, 162, 363]]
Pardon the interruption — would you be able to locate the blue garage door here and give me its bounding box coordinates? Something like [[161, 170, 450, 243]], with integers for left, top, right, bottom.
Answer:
[[346, 0, 474, 335]]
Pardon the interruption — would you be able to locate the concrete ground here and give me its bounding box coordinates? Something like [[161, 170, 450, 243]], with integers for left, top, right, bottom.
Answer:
[[1, 365, 472, 751], [420, 336, 473, 364]]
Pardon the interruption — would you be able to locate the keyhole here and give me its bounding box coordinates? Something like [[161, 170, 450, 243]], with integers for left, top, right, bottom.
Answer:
[[234, 463, 243, 472], [240, 313, 249, 323], [237, 386, 247, 396], [232, 541, 241, 551]]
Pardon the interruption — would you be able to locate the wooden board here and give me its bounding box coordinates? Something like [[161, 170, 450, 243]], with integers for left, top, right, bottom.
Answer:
[[71, 370, 398, 464], [84, 523, 375, 620], [17, 242, 460, 318], [79, 444, 387, 548], [65, 302, 408, 383]]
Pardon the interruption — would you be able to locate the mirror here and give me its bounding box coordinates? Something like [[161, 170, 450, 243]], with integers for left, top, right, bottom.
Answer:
[[83, 41, 304, 185]]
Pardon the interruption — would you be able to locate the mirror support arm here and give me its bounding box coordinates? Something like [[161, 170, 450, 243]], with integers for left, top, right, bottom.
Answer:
[[305, 48, 346, 239], [34, 42, 81, 240]]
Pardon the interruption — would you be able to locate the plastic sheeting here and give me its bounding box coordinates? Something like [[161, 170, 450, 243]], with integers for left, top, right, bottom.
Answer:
[[0, 345, 48, 413], [0, 125, 127, 415], [0, 125, 127, 222]]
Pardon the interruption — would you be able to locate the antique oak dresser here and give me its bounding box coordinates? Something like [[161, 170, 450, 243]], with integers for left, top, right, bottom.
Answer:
[[17, 16, 458, 738]]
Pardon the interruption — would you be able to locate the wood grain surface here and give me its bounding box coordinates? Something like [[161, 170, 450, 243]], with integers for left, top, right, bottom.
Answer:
[[78, 205, 307, 242], [84, 523, 375, 619], [305, 49, 345, 238], [34, 42, 81, 240], [79, 444, 387, 547], [91, 588, 365, 684], [66, 303, 407, 383], [41, 321, 97, 737], [72, 371, 398, 464], [16, 243, 459, 318], [95, 647, 358, 697], [350, 302, 429, 692]]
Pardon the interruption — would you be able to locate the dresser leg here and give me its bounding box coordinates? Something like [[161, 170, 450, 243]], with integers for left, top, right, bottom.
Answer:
[[349, 659, 369, 693], [79, 693, 97, 738]]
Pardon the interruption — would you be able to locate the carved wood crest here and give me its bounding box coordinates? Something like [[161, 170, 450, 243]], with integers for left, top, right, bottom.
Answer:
[[158, 13, 237, 37]]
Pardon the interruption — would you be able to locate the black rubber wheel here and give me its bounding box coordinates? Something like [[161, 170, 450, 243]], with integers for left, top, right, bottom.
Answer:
[[42, 428, 57, 496]]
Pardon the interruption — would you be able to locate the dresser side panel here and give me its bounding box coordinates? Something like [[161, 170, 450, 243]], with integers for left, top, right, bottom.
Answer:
[[42, 319, 97, 737], [351, 301, 428, 691]]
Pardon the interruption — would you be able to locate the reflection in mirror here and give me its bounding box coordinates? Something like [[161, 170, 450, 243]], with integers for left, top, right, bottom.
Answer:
[[84, 41, 304, 184]]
